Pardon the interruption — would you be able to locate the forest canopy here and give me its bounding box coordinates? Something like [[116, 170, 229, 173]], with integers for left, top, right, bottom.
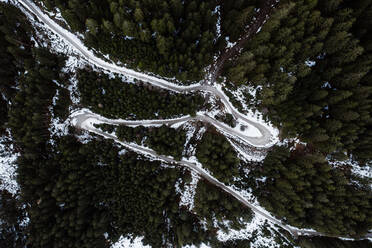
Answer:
[[77, 69, 205, 120], [1, 1, 372, 248], [251, 145, 372, 236]]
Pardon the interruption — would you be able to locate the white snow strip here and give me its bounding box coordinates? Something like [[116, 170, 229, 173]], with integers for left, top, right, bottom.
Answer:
[[181, 122, 198, 157], [305, 60, 316, 67], [170, 120, 188, 129], [70, 108, 192, 128], [48, 89, 70, 141], [0, 133, 19, 195], [329, 158, 372, 183], [177, 171, 200, 211], [111, 235, 150, 248], [217, 214, 294, 248], [213, 5, 221, 41]]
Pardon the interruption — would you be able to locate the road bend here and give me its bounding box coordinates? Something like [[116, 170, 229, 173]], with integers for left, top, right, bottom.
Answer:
[[18, 0, 275, 147], [19, 0, 372, 241], [71, 111, 372, 240], [71, 112, 301, 237]]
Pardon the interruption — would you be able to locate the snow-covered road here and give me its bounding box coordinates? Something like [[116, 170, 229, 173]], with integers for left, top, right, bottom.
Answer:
[[18, 0, 275, 147], [70, 110, 303, 238], [70, 110, 372, 241], [71, 111, 372, 240], [18, 0, 372, 241], [70, 109, 272, 146]]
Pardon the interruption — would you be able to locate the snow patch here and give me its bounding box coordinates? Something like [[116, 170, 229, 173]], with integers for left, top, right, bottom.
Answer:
[[212, 5, 221, 41], [217, 214, 294, 248], [329, 158, 372, 183], [225, 37, 237, 48], [181, 122, 199, 157], [111, 235, 150, 248], [176, 171, 200, 211], [305, 60, 316, 67], [228, 139, 266, 162], [0, 132, 19, 195], [48, 89, 70, 142]]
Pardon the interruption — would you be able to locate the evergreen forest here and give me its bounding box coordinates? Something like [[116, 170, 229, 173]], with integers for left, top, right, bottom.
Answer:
[[1, 1, 372, 248], [77, 69, 205, 120]]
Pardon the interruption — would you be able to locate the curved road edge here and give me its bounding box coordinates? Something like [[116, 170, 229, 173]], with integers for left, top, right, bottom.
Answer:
[[71, 112, 302, 238], [70, 109, 271, 147], [18, 0, 372, 241], [18, 0, 277, 147], [70, 111, 372, 240]]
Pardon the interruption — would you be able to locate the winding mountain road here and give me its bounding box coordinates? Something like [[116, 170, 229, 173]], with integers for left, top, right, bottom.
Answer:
[[18, 0, 274, 147], [71, 110, 305, 238], [71, 109, 271, 147], [18, 0, 372, 241]]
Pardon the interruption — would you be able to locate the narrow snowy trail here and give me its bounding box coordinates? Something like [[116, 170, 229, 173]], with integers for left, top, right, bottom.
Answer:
[[18, 0, 372, 241]]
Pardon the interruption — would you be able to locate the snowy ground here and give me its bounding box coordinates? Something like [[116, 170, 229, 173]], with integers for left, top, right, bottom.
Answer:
[[228, 138, 266, 163], [217, 214, 296, 248], [48, 89, 70, 143], [351, 164, 372, 180], [175, 171, 200, 211], [111, 236, 150, 248], [212, 5, 221, 42], [180, 122, 204, 158], [0, 132, 19, 195], [12, 0, 372, 246], [329, 158, 372, 183]]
